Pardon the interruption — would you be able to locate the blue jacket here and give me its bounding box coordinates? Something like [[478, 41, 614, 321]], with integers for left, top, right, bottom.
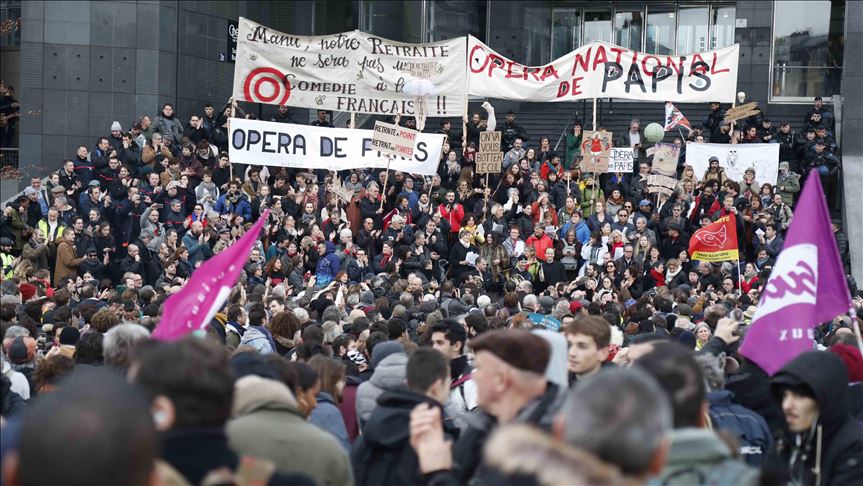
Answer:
[[315, 241, 341, 286], [310, 392, 350, 451], [213, 193, 252, 222], [560, 219, 591, 245]]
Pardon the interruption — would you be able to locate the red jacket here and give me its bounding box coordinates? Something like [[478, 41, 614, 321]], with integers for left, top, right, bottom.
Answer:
[[526, 233, 554, 258], [439, 203, 464, 234]]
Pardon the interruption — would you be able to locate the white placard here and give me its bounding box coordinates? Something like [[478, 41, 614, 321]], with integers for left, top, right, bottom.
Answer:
[[229, 118, 444, 175], [468, 36, 739, 103], [685, 142, 780, 185], [608, 147, 634, 172], [372, 121, 419, 158], [233, 17, 467, 116]]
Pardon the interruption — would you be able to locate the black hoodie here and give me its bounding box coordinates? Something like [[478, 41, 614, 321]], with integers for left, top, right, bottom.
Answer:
[[350, 389, 453, 486], [771, 351, 863, 486]]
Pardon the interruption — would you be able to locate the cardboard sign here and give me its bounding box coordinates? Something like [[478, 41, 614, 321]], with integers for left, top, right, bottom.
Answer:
[[651, 142, 680, 176], [647, 174, 679, 196], [468, 36, 739, 103], [229, 118, 443, 175], [372, 121, 419, 158], [476, 131, 503, 173], [608, 147, 634, 172], [580, 130, 613, 173], [723, 102, 760, 124]]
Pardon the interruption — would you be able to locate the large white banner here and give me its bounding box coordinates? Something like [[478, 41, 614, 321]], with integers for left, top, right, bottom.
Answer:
[[229, 118, 444, 175], [232, 18, 467, 116], [685, 142, 780, 185], [468, 36, 738, 103]]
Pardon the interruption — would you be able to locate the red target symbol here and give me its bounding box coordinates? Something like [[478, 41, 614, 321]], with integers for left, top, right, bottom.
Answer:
[[243, 67, 291, 104]]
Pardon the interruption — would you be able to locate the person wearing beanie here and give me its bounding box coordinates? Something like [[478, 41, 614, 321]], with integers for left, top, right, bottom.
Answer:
[[18, 283, 37, 302], [829, 343, 863, 420], [771, 351, 863, 486]]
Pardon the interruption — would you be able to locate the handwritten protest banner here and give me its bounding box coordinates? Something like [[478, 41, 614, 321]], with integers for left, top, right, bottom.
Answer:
[[476, 131, 503, 174], [647, 174, 679, 196], [580, 131, 613, 173], [467, 36, 738, 103], [686, 142, 780, 184], [233, 18, 467, 116], [608, 147, 634, 172], [372, 121, 418, 158], [229, 118, 443, 175], [651, 142, 680, 176]]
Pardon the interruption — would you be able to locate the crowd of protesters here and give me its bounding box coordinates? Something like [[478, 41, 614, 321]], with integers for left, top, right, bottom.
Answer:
[[0, 94, 861, 486]]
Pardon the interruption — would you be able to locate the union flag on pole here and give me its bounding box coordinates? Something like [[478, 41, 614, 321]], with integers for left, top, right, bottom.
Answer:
[[664, 102, 691, 132], [688, 215, 738, 262], [740, 172, 852, 375], [153, 210, 269, 341]]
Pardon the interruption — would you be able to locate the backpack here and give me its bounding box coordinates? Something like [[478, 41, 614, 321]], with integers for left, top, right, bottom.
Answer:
[[451, 371, 474, 409]]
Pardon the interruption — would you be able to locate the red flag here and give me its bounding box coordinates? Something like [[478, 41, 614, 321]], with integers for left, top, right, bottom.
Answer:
[[152, 211, 269, 341], [665, 102, 691, 132], [688, 215, 739, 262]]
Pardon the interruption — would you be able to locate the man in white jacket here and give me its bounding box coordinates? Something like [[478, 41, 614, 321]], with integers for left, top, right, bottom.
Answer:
[[428, 319, 478, 428]]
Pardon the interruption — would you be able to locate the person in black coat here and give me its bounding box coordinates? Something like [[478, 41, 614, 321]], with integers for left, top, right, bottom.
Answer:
[[448, 230, 478, 285], [771, 351, 863, 486], [350, 348, 455, 486], [538, 247, 566, 292]]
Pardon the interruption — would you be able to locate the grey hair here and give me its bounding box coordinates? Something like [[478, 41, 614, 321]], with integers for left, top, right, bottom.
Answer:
[[103, 323, 150, 371], [561, 368, 672, 477], [694, 352, 726, 391]]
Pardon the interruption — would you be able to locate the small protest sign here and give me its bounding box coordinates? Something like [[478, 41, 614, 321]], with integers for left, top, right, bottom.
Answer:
[[372, 121, 419, 158], [580, 130, 613, 173], [608, 147, 634, 172], [651, 142, 680, 176], [476, 131, 503, 173], [647, 174, 679, 196], [723, 102, 760, 124]]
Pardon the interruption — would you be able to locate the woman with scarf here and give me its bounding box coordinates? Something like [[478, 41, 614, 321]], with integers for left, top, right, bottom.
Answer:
[[195, 170, 219, 214], [178, 143, 204, 188], [604, 186, 626, 216], [664, 258, 687, 289], [580, 231, 608, 276]]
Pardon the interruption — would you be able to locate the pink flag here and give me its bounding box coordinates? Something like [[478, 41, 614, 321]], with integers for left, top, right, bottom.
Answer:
[[664, 102, 691, 132], [153, 211, 269, 341], [740, 172, 851, 375]]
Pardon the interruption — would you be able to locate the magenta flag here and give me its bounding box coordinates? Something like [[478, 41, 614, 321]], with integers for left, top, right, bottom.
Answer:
[[740, 172, 851, 375], [153, 211, 269, 341]]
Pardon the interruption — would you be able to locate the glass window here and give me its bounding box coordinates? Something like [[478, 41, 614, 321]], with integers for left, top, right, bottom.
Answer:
[[677, 7, 709, 54], [584, 8, 613, 44], [710, 6, 736, 50], [552, 8, 580, 59], [771, 0, 844, 100], [614, 9, 643, 51], [646, 7, 675, 55]]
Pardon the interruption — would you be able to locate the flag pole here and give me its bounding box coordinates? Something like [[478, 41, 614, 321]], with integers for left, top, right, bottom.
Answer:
[[736, 257, 744, 292], [850, 307, 863, 357], [380, 156, 392, 210], [590, 97, 598, 216]]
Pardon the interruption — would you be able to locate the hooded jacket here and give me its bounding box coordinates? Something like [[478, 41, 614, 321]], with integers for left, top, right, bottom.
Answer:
[[355, 353, 408, 427], [226, 376, 353, 486], [351, 389, 448, 486], [658, 428, 759, 485], [771, 351, 863, 486]]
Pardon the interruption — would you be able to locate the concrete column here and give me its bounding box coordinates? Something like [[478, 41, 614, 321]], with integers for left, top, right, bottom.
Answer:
[[841, 0, 863, 283]]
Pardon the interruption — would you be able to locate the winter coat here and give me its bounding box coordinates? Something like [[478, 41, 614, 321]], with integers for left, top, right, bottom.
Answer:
[[315, 241, 341, 287], [775, 171, 801, 206], [154, 115, 183, 144], [239, 326, 275, 354], [213, 193, 252, 222], [54, 239, 83, 286], [351, 389, 449, 486], [771, 351, 863, 486], [226, 376, 353, 486], [310, 392, 351, 451], [707, 390, 773, 467], [657, 428, 759, 485], [21, 239, 49, 270], [355, 353, 408, 428]]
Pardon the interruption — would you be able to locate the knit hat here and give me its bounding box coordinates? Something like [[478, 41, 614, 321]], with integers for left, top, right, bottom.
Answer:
[[19, 283, 37, 302], [110, 121, 122, 131], [830, 343, 863, 383], [538, 295, 555, 312], [569, 301, 583, 314], [59, 327, 81, 346], [676, 330, 697, 349], [470, 329, 550, 374]]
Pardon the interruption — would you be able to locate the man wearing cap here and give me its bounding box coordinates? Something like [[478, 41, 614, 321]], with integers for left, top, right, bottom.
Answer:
[[775, 161, 800, 206], [702, 155, 729, 187], [446, 329, 558, 482]]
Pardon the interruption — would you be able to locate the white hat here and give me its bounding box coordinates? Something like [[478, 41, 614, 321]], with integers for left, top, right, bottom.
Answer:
[[111, 121, 122, 131]]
